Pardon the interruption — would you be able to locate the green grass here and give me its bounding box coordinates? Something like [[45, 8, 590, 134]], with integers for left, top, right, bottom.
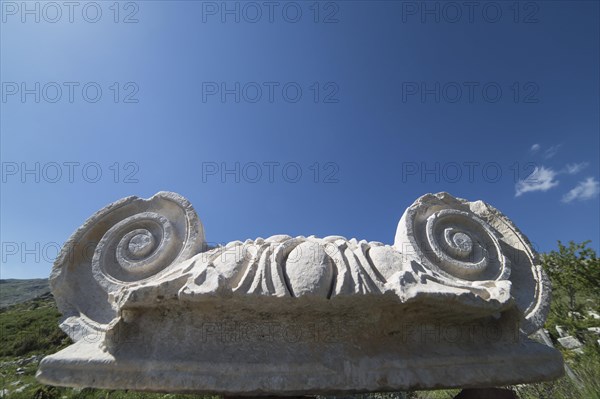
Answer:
[[0, 293, 69, 359]]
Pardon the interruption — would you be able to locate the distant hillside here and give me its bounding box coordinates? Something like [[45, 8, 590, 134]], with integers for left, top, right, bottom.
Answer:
[[0, 278, 50, 308]]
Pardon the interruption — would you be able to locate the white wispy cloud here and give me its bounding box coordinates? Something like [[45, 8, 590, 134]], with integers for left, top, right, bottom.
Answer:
[[543, 144, 562, 159], [515, 166, 559, 197], [562, 162, 589, 175], [561, 177, 600, 203], [530, 143, 540, 153]]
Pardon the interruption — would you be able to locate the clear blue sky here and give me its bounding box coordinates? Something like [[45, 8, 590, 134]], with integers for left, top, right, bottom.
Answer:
[[1, 1, 599, 279]]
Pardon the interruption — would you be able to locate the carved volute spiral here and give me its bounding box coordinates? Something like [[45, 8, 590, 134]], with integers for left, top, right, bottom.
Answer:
[[394, 192, 550, 334], [51, 192, 205, 340]]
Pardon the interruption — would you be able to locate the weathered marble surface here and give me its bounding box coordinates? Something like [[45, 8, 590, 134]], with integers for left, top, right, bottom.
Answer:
[[37, 192, 563, 394]]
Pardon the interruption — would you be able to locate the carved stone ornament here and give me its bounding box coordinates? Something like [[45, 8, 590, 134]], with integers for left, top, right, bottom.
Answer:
[[36, 192, 563, 394]]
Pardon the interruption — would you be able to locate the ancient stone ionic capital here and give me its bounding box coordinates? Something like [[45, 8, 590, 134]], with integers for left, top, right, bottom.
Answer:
[[37, 191, 563, 394]]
